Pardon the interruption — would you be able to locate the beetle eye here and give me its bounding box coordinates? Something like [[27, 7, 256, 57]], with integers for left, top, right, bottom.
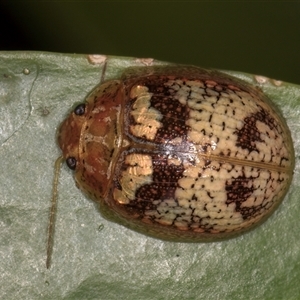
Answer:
[[74, 103, 86, 116], [66, 157, 77, 170]]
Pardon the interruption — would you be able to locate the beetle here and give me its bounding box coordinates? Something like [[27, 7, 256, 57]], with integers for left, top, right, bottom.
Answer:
[[47, 64, 294, 268]]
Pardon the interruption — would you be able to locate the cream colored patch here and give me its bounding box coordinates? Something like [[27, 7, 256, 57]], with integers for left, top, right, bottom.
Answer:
[[92, 105, 106, 113], [82, 132, 105, 143], [130, 85, 163, 140], [135, 57, 154, 66], [169, 137, 183, 145], [87, 54, 107, 65], [117, 154, 153, 204], [167, 156, 182, 166]]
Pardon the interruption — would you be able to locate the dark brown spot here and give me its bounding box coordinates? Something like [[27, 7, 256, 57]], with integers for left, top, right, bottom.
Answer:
[[234, 107, 277, 153]]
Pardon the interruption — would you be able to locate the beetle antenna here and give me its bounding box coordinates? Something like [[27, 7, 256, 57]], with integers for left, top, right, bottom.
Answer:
[[46, 156, 64, 269]]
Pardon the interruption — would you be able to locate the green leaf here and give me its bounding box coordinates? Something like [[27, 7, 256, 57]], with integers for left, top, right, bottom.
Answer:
[[1, 52, 299, 300]]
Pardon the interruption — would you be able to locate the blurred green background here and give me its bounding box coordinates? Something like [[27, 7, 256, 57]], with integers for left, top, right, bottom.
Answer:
[[1, 1, 300, 84]]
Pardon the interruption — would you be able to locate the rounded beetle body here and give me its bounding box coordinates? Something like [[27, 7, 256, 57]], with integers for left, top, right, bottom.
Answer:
[[58, 65, 294, 242]]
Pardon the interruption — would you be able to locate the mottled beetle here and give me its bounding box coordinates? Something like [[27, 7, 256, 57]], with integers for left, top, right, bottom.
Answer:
[[47, 65, 294, 268]]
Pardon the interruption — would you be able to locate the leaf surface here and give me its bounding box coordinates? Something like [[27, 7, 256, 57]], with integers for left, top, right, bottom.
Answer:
[[0, 52, 299, 300]]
